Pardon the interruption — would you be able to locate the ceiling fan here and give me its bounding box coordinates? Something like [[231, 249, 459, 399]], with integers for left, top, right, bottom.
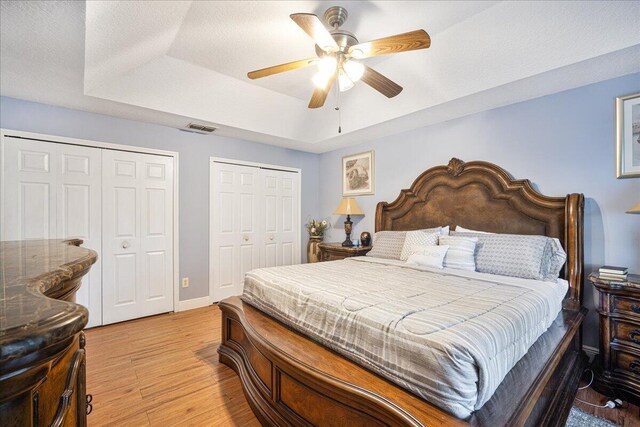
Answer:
[[247, 6, 431, 109]]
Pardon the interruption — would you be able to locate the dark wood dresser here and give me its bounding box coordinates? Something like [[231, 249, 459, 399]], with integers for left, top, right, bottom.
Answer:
[[0, 239, 97, 427], [590, 272, 640, 405], [318, 242, 371, 261]]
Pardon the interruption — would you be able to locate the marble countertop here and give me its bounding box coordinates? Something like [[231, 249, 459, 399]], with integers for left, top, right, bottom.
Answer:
[[0, 239, 97, 365]]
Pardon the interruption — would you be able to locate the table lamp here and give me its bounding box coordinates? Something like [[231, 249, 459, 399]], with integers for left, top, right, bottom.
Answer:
[[627, 202, 640, 214], [334, 198, 364, 247]]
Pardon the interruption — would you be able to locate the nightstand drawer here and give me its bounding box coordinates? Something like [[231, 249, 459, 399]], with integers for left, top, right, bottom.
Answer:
[[322, 252, 346, 262], [614, 296, 640, 316], [613, 320, 640, 348], [318, 242, 371, 262], [613, 349, 640, 378]]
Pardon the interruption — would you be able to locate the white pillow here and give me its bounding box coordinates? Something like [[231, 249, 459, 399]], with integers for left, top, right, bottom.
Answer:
[[455, 225, 491, 234], [406, 245, 449, 269], [415, 226, 449, 235], [438, 235, 478, 271], [544, 238, 566, 281], [400, 231, 439, 261]]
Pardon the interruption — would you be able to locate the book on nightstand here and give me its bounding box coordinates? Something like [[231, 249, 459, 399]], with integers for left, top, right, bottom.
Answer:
[[599, 265, 628, 274], [598, 265, 628, 281]]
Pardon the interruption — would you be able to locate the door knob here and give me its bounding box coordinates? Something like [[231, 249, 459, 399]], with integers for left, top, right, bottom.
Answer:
[[269, 235, 274, 241], [243, 235, 249, 241], [122, 241, 130, 249]]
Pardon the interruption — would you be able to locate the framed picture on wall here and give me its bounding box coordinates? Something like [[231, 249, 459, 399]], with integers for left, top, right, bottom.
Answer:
[[342, 150, 375, 196], [616, 92, 640, 178]]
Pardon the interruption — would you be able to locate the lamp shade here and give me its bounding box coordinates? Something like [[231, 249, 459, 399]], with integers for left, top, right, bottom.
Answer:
[[627, 202, 640, 214], [334, 198, 364, 215]]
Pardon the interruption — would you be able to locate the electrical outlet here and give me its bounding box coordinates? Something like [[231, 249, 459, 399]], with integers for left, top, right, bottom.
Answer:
[[181, 277, 189, 288]]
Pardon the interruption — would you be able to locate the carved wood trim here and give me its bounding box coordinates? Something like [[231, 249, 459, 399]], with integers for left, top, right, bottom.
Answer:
[[50, 347, 86, 427], [375, 158, 584, 306], [219, 298, 425, 426], [218, 297, 586, 426]]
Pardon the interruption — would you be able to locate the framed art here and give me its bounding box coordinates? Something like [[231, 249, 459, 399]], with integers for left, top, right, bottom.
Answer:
[[342, 150, 375, 196], [616, 92, 640, 178]]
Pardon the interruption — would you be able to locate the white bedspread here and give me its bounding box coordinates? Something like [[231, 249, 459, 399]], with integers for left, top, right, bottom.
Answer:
[[241, 257, 567, 418]]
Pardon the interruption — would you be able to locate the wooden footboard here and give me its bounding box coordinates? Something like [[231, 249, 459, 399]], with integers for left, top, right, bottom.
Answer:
[[218, 297, 586, 427]]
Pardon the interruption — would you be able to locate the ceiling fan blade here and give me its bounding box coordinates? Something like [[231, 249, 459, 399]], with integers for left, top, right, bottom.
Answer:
[[290, 13, 339, 52], [349, 30, 430, 59], [247, 57, 319, 80], [361, 66, 403, 98], [308, 72, 336, 108]]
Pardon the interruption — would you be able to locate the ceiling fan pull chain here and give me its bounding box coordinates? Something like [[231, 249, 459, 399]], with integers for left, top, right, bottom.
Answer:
[[335, 81, 342, 133]]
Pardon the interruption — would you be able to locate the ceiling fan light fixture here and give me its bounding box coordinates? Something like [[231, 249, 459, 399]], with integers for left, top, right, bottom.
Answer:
[[312, 71, 331, 89], [338, 69, 354, 92], [312, 56, 337, 88], [343, 60, 364, 82], [318, 56, 337, 74], [350, 48, 364, 59]]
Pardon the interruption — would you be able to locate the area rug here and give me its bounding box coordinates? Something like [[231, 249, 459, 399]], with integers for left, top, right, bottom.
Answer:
[[565, 407, 619, 427]]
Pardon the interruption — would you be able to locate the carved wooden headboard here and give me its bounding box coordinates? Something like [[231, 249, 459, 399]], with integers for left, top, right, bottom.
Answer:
[[375, 158, 584, 309]]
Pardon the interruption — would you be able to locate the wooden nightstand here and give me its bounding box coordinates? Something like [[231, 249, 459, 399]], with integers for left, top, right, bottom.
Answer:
[[590, 272, 640, 405], [318, 242, 371, 262]]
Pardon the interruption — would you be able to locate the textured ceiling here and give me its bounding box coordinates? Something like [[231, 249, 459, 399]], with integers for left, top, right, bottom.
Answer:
[[1, 1, 639, 153]]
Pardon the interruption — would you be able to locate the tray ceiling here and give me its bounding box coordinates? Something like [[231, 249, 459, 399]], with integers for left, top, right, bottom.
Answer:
[[1, 1, 639, 153]]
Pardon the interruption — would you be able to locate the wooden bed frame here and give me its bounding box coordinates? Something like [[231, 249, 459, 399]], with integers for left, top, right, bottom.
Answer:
[[218, 158, 586, 426]]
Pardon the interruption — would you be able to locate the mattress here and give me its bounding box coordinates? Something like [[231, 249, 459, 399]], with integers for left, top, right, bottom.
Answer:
[[241, 256, 568, 418]]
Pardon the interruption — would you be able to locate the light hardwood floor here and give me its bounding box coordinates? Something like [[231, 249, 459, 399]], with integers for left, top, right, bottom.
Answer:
[[85, 305, 258, 426], [86, 305, 639, 426]]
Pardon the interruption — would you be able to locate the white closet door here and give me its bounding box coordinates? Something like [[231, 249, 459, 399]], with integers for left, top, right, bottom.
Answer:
[[102, 150, 174, 324], [210, 162, 260, 302], [1, 138, 103, 327], [260, 169, 300, 268], [2, 138, 57, 239]]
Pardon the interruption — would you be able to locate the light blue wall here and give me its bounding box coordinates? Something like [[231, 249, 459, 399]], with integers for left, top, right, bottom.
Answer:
[[0, 96, 320, 301], [318, 72, 640, 347]]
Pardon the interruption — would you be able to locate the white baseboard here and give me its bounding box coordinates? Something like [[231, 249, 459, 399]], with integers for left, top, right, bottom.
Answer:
[[176, 296, 210, 312]]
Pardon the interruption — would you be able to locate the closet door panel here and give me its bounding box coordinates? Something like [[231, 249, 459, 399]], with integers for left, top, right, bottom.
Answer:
[[56, 145, 102, 327], [114, 187, 137, 239], [279, 173, 298, 266], [1, 138, 102, 327], [3, 140, 57, 240], [141, 156, 173, 306], [102, 150, 174, 324], [114, 252, 137, 305], [61, 184, 90, 238], [260, 169, 299, 268], [211, 162, 260, 302], [20, 183, 52, 239], [146, 250, 166, 299]]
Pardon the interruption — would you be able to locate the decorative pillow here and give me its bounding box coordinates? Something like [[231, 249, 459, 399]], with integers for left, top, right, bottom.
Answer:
[[455, 225, 491, 234], [366, 231, 407, 260], [400, 231, 439, 261], [544, 238, 566, 281], [406, 245, 449, 269], [438, 236, 478, 271], [416, 225, 449, 235], [452, 232, 551, 280]]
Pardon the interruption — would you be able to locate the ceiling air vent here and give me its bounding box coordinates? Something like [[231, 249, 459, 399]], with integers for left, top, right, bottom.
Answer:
[[180, 122, 217, 135]]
